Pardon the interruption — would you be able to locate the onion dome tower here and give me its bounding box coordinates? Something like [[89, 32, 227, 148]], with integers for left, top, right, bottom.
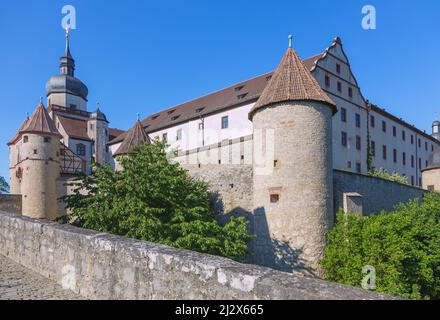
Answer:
[[432, 120, 440, 141], [46, 27, 88, 111], [113, 117, 151, 171], [249, 35, 337, 274], [18, 100, 62, 220]]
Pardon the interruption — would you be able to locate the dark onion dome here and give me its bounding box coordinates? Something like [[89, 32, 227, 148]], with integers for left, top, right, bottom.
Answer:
[[46, 27, 88, 101], [90, 107, 109, 123], [423, 148, 440, 171], [249, 38, 336, 120], [113, 120, 151, 157], [46, 75, 88, 100]]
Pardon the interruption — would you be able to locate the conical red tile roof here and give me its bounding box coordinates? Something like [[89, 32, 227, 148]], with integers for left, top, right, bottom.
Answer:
[[7, 116, 30, 146], [249, 47, 336, 119], [20, 102, 62, 138], [113, 120, 151, 156]]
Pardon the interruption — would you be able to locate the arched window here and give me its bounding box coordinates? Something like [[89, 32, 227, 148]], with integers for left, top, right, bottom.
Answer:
[[76, 143, 86, 156]]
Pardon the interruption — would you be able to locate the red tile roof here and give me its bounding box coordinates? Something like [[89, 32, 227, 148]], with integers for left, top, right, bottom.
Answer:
[[7, 116, 29, 145], [108, 53, 325, 145], [57, 116, 90, 141], [113, 120, 150, 156], [20, 102, 62, 138], [249, 47, 336, 119]]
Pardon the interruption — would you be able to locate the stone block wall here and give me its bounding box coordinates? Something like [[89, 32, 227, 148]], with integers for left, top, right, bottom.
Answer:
[[333, 170, 427, 216], [0, 195, 22, 214], [181, 164, 253, 219], [0, 211, 392, 300]]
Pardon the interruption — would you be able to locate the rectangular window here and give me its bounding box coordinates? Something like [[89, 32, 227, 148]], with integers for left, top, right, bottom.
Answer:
[[347, 161, 352, 169], [393, 126, 397, 137], [348, 87, 353, 98], [432, 145, 434, 152], [176, 129, 182, 141], [426, 160, 428, 168], [198, 122, 203, 130], [76, 144, 86, 156], [221, 116, 229, 129], [411, 135, 414, 145], [382, 121, 387, 133], [355, 113, 361, 128], [162, 133, 168, 143], [411, 155, 414, 168], [337, 81, 342, 92], [425, 141, 428, 151], [356, 162, 361, 173], [383, 145, 387, 160], [403, 152, 406, 166], [336, 64, 341, 74], [419, 158, 422, 169], [393, 149, 397, 163], [23, 135, 28, 143], [411, 176, 414, 186], [341, 131, 347, 147], [371, 140, 376, 157], [418, 139, 421, 148], [356, 136, 361, 150], [370, 115, 375, 128], [402, 131, 406, 141], [325, 75, 330, 88], [44, 137, 51, 143], [341, 108, 347, 122]]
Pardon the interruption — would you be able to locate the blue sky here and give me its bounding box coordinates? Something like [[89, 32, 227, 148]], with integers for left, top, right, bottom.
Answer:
[[1, 0, 439, 179]]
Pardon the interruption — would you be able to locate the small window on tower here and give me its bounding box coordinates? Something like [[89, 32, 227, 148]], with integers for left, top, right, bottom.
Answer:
[[44, 137, 51, 143], [270, 194, 280, 203], [23, 136, 28, 143]]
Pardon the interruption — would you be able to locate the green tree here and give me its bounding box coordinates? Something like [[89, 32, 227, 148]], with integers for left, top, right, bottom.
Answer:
[[0, 176, 9, 194], [321, 193, 440, 299], [62, 141, 253, 262], [368, 168, 408, 185]]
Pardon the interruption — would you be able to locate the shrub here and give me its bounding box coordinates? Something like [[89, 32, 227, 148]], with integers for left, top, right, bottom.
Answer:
[[321, 193, 440, 299], [368, 168, 408, 185], [62, 141, 253, 262], [0, 176, 9, 194]]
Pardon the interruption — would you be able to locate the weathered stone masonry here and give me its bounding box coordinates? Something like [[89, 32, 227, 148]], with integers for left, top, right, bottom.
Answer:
[[0, 211, 392, 300]]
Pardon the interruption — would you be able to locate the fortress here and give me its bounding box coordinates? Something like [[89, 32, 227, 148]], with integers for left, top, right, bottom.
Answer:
[[6, 30, 440, 274]]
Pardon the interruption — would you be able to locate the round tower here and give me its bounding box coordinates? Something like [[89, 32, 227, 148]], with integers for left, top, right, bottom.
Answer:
[[112, 118, 151, 171], [422, 148, 440, 191], [432, 120, 440, 141], [88, 106, 109, 165], [19, 101, 62, 220], [249, 38, 337, 274]]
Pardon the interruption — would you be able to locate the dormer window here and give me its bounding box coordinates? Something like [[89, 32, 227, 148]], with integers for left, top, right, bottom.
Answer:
[[234, 85, 244, 92], [171, 115, 180, 121], [168, 109, 176, 115], [152, 114, 160, 120], [196, 107, 205, 113], [237, 93, 248, 100], [266, 75, 272, 81]]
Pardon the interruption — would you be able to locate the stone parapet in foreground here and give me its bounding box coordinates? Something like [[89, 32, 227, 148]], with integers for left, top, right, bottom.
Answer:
[[0, 211, 393, 300]]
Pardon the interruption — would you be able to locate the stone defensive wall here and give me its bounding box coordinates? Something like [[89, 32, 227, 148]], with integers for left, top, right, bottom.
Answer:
[[333, 170, 427, 216], [0, 210, 391, 300], [0, 195, 21, 214]]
